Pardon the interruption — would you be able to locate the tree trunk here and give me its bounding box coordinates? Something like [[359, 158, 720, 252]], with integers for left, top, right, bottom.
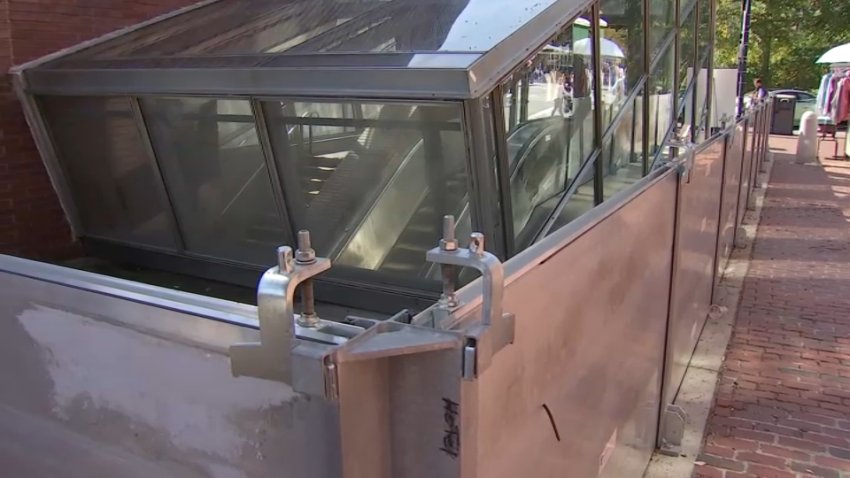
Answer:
[[761, 34, 772, 86]]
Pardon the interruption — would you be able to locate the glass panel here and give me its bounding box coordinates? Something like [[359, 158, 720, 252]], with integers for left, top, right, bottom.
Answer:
[[676, 6, 697, 139], [549, 160, 597, 231], [649, 0, 675, 58], [141, 97, 284, 266], [678, 6, 697, 102], [74, 0, 558, 60], [693, 67, 708, 141], [680, 0, 697, 17], [698, 0, 711, 56], [263, 99, 470, 281], [500, 12, 597, 250], [649, 124, 674, 170], [40, 96, 176, 249], [648, 42, 675, 159], [602, 90, 645, 198], [600, 0, 646, 128]]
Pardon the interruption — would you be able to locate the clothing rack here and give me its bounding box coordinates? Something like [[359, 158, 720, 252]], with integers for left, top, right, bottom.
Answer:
[[816, 64, 850, 159]]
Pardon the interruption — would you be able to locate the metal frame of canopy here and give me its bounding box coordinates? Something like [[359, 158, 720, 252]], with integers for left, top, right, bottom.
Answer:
[[14, 0, 589, 100]]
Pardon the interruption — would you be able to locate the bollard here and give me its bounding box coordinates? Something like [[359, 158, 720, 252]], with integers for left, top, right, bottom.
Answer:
[[796, 111, 818, 164]]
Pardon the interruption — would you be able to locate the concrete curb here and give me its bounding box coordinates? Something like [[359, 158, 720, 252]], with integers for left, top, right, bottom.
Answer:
[[644, 151, 775, 478]]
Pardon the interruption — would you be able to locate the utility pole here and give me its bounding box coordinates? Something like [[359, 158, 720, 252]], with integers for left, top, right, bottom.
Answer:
[[736, 0, 753, 118]]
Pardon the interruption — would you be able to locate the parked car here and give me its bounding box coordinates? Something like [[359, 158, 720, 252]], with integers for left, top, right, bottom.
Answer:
[[744, 89, 817, 127]]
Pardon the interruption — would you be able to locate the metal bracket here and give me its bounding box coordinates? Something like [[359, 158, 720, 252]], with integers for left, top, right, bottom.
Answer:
[[659, 404, 687, 456], [229, 231, 331, 386], [425, 216, 515, 379], [665, 136, 697, 183]]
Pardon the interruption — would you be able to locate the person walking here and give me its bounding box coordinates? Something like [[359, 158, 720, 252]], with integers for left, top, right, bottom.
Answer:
[[752, 78, 768, 104]]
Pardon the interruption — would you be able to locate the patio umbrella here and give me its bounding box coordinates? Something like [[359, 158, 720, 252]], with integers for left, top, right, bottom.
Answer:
[[817, 42, 850, 64], [569, 38, 625, 59]]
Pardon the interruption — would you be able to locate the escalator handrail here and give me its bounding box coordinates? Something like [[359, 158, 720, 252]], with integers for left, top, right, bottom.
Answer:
[[336, 119, 561, 275], [330, 138, 428, 263], [508, 118, 569, 179]]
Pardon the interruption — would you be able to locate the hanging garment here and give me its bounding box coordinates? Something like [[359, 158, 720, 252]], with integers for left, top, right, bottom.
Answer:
[[817, 73, 832, 115], [839, 78, 850, 124], [828, 74, 842, 117]]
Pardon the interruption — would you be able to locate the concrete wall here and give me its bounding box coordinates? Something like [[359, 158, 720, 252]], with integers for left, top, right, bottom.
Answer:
[[0, 260, 339, 477], [0, 0, 195, 259]]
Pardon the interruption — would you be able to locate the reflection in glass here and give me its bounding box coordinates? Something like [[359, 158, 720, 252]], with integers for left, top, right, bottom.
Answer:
[[695, 0, 712, 139], [41, 96, 176, 249], [263, 100, 470, 280], [681, 0, 697, 17], [500, 13, 597, 250], [600, 0, 645, 127], [698, 0, 711, 56], [549, 160, 597, 231], [141, 97, 282, 266], [648, 42, 675, 160], [695, 74, 709, 142], [79, 0, 557, 60], [677, 6, 697, 138], [649, 0, 675, 58], [602, 90, 645, 199]]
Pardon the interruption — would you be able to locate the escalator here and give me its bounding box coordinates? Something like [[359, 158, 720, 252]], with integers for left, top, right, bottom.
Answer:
[[378, 171, 468, 275], [224, 104, 584, 282]]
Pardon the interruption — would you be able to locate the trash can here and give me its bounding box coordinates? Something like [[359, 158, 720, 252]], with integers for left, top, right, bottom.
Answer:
[[771, 94, 796, 135]]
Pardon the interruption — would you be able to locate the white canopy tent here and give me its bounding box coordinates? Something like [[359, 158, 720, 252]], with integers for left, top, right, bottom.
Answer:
[[817, 42, 850, 64], [568, 38, 625, 58]]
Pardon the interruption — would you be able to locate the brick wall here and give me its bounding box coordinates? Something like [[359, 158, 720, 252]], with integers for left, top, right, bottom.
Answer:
[[0, 0, 196, 259]]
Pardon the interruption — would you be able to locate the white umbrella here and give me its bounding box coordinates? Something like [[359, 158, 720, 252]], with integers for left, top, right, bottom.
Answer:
[[817, 42, 850, 64], [569, 38, 625, 59]]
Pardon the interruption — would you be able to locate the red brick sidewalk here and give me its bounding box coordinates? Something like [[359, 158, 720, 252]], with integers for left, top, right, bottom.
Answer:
[[697, 137, 850, 478]]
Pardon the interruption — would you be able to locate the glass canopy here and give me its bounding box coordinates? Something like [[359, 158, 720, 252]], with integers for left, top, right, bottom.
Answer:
[[13, 0, 718, 310], [60, 0, 557, 59], [25, 0, 585, 99]]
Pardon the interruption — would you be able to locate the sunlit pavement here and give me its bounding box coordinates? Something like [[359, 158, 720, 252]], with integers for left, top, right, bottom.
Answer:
[[696, 133, 850, 478]]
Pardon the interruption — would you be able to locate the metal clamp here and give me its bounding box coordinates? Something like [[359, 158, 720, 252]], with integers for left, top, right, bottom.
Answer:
[[426, 216, 515, 379], [230, 231, 331, 383], [665, 135, 697, 183]]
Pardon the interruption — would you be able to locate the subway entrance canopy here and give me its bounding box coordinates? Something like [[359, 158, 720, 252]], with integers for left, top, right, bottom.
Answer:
[[1, 1, 778, 477], [12, 0, 716, 313]]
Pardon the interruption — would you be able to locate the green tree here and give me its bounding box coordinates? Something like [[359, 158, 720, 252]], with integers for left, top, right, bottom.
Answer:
[[714, 0, 850, 91]]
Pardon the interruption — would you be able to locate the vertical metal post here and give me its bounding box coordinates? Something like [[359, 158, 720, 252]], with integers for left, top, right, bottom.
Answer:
[[508, 82, 518, 129], [642, 0, 652, 176], [732, 119, 748, 237], [490, 89, 517, 257], [260, 100, 305, 242], [704, 0, 717, 139], [252, 98, 297, 247], [672, 0, 681, 129], [659, 127, 685, 451], [710, 133, 730, 300], [735, 0, 753, 118], [690, 0, 701, 141], [463, 98, 507, 260], [519, 73, 530, 123], [130, 97, 187, 253], [592, 5, 605, 204], [10, 76, 84, 237]]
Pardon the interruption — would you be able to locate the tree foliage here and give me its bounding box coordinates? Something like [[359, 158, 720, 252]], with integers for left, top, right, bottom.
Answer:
[[714, 0, 850, 90]]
